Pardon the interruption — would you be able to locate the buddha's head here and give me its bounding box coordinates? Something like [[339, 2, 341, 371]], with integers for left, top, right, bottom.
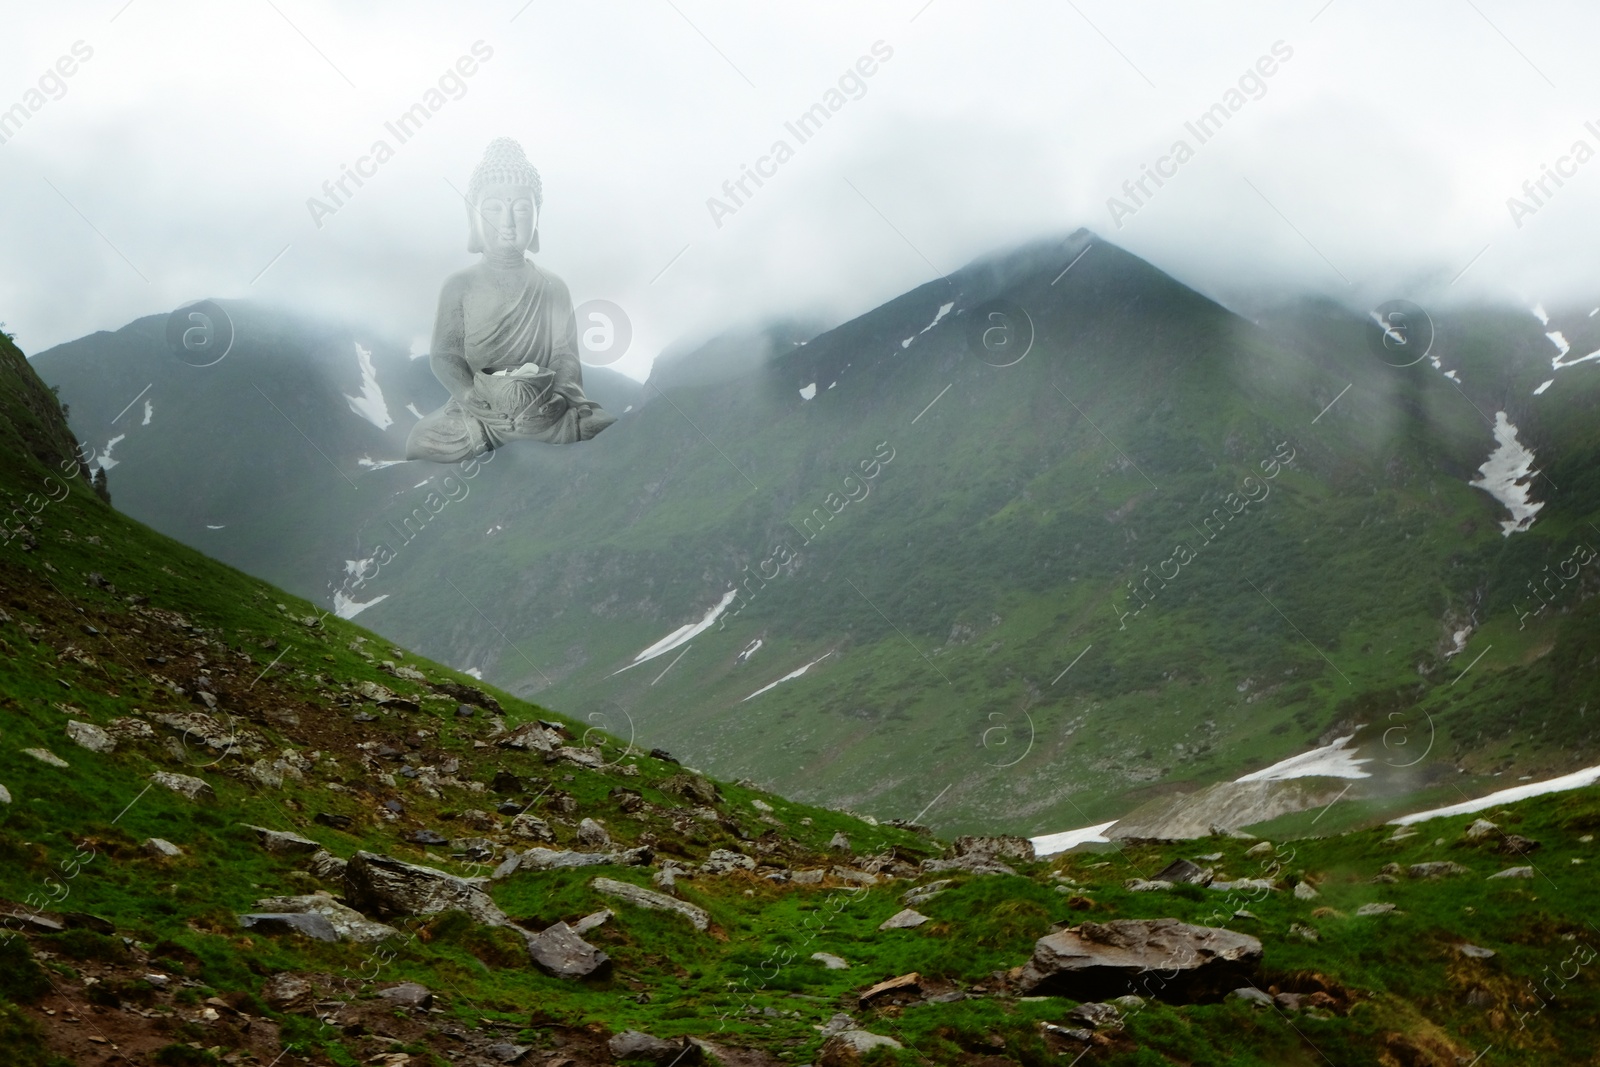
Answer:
[[466, 138, 543, 259]]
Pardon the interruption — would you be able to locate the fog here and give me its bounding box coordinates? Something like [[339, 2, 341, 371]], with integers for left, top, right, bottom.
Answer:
[[4, 0, 1599, 378]]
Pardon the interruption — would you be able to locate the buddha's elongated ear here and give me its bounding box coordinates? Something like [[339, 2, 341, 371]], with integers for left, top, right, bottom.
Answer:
[[529, 227, 540, 254], [465, 200, 484, 254]]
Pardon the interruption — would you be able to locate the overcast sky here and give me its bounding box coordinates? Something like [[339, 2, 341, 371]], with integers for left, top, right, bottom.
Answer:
[[3, 1, 1599, 380]]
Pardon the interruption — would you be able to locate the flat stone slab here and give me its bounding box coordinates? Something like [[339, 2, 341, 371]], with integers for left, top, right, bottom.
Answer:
[[591, 877, 709, 932], [527, 921, 610, 979], [878, 908, 930, 931], [344, 851, 507, 926], [239, 911, 339, 942]]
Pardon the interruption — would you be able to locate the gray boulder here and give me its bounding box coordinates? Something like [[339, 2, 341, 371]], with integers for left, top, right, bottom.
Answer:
[[239, 911, 339, 941], [702, 849, 756, 875], [65, 721, 115, 754], [527, 921, 610, 979], [819, 1030, 903, 1065], [242, 825, 322, 856], [252, 893, 399, 943], [1016, 919, 1262, 1002], [1408, 861, 1471, 879], [515, 846, 652, 871], [577, 818, 611, 848], [149, 771, 215, 802], [376, 981, 433, 1009], [343, 851, 507, 926]]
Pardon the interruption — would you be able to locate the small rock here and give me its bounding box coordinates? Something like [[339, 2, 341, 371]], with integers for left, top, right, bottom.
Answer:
[[577, 818, 611, 848], [1458, 943, 1497, 959], [376, 982, 433, 1009], [0, 785, 11, 805], [22, 748, 69, 768], [1407, 861, 1470, 879], [571, 909, 612, 936], [1245, 841, 1274, 857], [1066, 1001, 1122, 1028], [143, 838, 183, 858], [878, 908, 929, 931], [243, 825, 322, 855], [649, 747, 678, 764], [313, 812, 353, 830], [830, 831, 852, 852], [1294, 881, 1319, 900], [859, 971, 921, 1006], [1488, 866, 1535, 879], [607, 1030, 701, 1065], [455, 704, 475, 718], [483, 1045, 532, 1065], [702, 849, 756, 875], [1463, 818, 1498, 841], [1274, 991, 1303, 1011], [1126, 879, 1174, 892], [751, 798, 773, 812], [149, 771, 215, 801], [812, 952, 850, 970], [1152, 858, 1211, 885], [307, 850, 347, 882], [527, 921, 610, 979], [261, 973, 314, 1010], [65, 721, 115, 754], [1289, 923, 1320, 942], [1497, 835, 1541, 855], [819, 1031, 902, 1065], [1355, 903, 1396, 916], [1229, 986, 1274, 1007], [509, 814, 555, 841], [408, 829, 449, 846], [901, 880, 951, 907]]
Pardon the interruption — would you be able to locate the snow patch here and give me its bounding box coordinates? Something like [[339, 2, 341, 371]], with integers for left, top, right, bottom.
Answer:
[[799, 383, 817, 400], [1235, 734, 1372, 782], [741, 652, 833, 702], [1390, 764, 1600, 825], [1546, 331, 1570, 359], [736, 639, 763, 664], [920, 301, 955, 334], [406, 403, 426, 419], [141, 400, 154, 426], [615, 589, 740, 673], [358, 455, 407, 471], [486, 524, 504, 536], [344, 343, 393, 430], [1468, 411, 1544, 536], [334, 590, 390, 619], [1031, 820, 1119, 858], [205, 525, 225, 530], [96, 434, 126, 472], [1553, 345, 1600, 371], [1532, 303, 1549, 326], [463, 667, 484, 680], [1534, 379, 1554, 396]]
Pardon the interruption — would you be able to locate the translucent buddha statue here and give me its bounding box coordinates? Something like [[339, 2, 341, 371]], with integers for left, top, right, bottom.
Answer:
[[406, 138, 616, 463]]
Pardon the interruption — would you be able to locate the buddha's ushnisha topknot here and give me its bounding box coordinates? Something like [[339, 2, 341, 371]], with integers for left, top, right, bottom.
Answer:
[[467, 137, 542, 209]]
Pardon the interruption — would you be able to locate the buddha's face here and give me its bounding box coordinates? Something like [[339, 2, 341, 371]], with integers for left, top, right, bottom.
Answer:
[[474, 182, 538, 257]]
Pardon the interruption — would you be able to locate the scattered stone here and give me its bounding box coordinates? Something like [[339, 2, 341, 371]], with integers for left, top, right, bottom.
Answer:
[[517, 846, 652, 871], [1245, 841, 1274, 857], [1497, 835, 1542, 855], [143, 838, 182, 858], [22, 748, 69, 768], [1488, 866, 1535, 880], [1407, 862, 1470, 880], [1355, 903, 1396, 917], [901, 880, 952, 907], [790, 869, 825, 886], [65, 721, 115, 754], [1126, 879, 1174, 892], [1274, 991, 1303, 1011], [1290, 923, 1319, 942], [661, 773, 719, 805], [829, 831, 852, 852], [238, 911, 339, 941], [751, 798, 773, 812], [1228, 986, 1274, 1007], [1464, 818, 1499, 841], [1386, 827, 1418, 843], [314, 812, 353, 831], [149, 771, 215, 801], [1209, 878, 1274, 893], [483, 1045, 532, 1065], [261, 973, 314, 1011], [607, 1030, 701, 1064], [859, 971, 921, 1006], [243, 825, 322, 855], [253, 893, 399, 943], [1458, 943, 1497, 959], [577, 818, 611, 848], [408, 829, 449, 846], [1066, 1001, 1123, 1028], [455, 704, 475, 719], [1294, 881, 1319, 900], [376, 982, 433, 1009], [1152, 859, 1211, 885], [1016, 919, 1263, 1001], [510, 814, 555, 841], [343, 851, 507, 926], [702, 849, 756, 875], [878, 909, 929, 931], [497, 722, 563, 752], [649, 747, 679, 764], [591, 877, 710, 931], [950, 835, 1035, 862], [106, 717, 153, 740], [812, 952, 850, 970], [819, 1030, 902, 1065], [830, 866, 878, 886]]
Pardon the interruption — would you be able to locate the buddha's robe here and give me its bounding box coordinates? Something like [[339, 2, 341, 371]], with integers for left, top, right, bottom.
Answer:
[[406, 265, 615, 463]]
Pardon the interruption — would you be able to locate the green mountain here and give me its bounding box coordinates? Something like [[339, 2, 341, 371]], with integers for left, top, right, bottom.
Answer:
[[6, 304, 1600, 1064], [33, 234, 1600, 842]]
